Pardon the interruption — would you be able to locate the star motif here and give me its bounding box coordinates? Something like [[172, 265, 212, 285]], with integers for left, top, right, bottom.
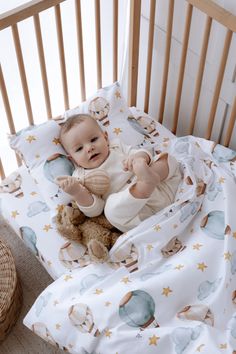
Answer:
[[105, 329, 112, 337], [64, 275, 73, 281], [26, 135, 36, 143], [219, 343, 227, 349], [30, 191, 37, 196], [175, 264, 184, 270], [115, 90, 121, 99], [224, 251, 232, 260], [163, 137, 170, 142], [233, 232, 236, 239], [196, 344, 205, 352], [149, 334, 160, 345], [197, 262, 207, 272], [195, 142, 201, 148], [43, 224, 52, 232], [162, 287, 172, 297], [11, 210, 19, 218], [173, 224, 178, 229], [105, 301, 111, 307], [121, 276, 131, 284], [47, 261, 52, 266], [153, 224, 161, 232], [94, 288, 103, 295], [192, 243, 203, 250], [147, 244, 153, 251], [35, 154, 40, 159], [53, 137, 60, 145], [55, 323, 61, 330], [113, 127, 122, 135], [218, 177, 226, 184], [179, 188, 184, 193], [54, 300, 59, 306]]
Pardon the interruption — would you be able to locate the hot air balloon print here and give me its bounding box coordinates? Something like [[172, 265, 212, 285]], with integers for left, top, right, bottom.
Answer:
[[68, 303, 100, 337], [119, 290, 159, 330]]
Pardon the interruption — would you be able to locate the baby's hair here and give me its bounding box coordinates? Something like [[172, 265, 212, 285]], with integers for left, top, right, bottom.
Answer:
[[60, 114, 101, 141]]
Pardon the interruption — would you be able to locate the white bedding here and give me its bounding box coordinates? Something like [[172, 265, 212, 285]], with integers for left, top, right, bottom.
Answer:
[[23, 136, 236, 353]]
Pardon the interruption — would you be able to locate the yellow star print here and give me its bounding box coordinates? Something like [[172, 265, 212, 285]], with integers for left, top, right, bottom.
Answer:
[[30, 191, 37, 196], [233, 232, 236, 239], [53, 137, 60, 145], [175, 264, 184, 270], [105, 329, 112, 338], [197, 262, 207, 272], [55, 323, 61, 330], [154, 224, 161, 232], [105, 301, 111, 307], [162, 287, 172, 297], [11, 210, 19, 218], [113, 127, 122, 135], [224, 251, 232, 260], [26, 135, 36, 143], [121, 276, 131, 284], [218, 177, 225, 184], [149, 335, 160, 345], [94, 288, 103, 295], [192, 243, 203, 250], [147, 244, 153, 251], [43, 224, 52, 232], [64, 275, 73, 281]]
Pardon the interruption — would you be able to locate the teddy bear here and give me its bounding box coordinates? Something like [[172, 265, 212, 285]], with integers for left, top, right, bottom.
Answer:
[[55, 201, 121, 263]]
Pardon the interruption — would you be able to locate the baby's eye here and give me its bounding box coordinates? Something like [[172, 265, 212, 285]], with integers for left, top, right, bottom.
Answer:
[[91, 137, 98, 143], [76, 146, 83, 152]]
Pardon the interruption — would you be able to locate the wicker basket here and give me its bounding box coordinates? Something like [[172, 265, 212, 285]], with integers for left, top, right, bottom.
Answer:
[[0, 239, 23, 341]]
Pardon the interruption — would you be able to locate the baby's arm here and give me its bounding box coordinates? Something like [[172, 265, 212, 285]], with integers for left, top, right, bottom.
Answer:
[[56, 176, 94, 207]]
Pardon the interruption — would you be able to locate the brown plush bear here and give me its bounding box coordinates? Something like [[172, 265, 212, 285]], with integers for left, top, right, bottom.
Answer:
[[55, 201, 121, 263]]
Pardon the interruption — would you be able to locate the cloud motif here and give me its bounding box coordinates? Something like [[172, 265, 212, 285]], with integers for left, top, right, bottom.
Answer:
[[27, 201, 50, 217], [228, 315, 236, 339], [80, 273, 107, 295], [212, 144, 236, 163], [35, 292, 52, 316], [197, 278, 222, 300], [171, 326, 202, 354], [140, 264, 173, 281]]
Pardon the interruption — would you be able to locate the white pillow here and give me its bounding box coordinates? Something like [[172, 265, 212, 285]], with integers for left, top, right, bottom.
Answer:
[[9, 82, 175, 214]]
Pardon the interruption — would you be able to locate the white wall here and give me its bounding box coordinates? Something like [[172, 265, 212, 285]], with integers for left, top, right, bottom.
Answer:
[[136, 0, 236, 149]]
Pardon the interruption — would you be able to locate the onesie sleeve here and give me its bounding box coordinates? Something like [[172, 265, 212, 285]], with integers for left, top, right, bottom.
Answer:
[[76, 194, 105, 217]]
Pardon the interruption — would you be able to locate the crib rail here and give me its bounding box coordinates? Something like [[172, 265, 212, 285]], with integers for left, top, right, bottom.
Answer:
[[0, 0, 236, 179]]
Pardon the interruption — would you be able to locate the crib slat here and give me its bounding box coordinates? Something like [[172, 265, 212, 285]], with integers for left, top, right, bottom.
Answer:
[[12, 24, 34, 126], [205, 29, 232, 140], [158, 0, 174, 123], [0, 157, 6, 180], [95, 0, 102, 89], [172, 3, 193, 134], [113, 0, 118, 82], [224, 97, 236, 147], [189, 16, 212, 134], [0, 64, 22, 167], [75, 0, 86, 101], [34, 14, 52, 119], [54, 4, 69, 110], [128, 0, 141, 107], [144, 0, 156, 114]]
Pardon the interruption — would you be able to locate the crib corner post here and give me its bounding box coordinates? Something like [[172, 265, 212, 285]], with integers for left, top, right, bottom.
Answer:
[[128, 0, 141, 107]]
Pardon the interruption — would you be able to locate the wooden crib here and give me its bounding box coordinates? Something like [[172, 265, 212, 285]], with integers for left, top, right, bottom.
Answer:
[[0, 0, 235, 179]]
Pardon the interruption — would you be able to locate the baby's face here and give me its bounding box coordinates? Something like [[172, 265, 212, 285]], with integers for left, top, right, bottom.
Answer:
[[62, 119, 109, 169]]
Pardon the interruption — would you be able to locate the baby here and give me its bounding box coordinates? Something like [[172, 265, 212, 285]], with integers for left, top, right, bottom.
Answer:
[[57, 114, 182, 232]]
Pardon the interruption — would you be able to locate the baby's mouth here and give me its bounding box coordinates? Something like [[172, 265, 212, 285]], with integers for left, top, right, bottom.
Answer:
[[90, 153, 100, 160]]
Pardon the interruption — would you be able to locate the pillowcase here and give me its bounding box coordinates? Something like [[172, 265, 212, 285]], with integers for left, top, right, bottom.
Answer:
[[9, 81, 175, 215]]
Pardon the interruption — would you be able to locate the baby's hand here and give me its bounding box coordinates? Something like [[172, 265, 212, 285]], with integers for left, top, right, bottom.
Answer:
[[55, 176, 85, 197], [122, 156, 135, 172]]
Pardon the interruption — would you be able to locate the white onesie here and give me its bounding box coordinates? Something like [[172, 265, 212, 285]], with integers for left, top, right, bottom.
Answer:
[[73, 139, 182, 232]]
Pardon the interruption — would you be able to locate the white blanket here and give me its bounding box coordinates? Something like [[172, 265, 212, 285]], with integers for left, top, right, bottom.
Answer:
[[24, 136, 236, 354]]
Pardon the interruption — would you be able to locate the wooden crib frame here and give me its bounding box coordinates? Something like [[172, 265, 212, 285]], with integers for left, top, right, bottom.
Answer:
[[0, 0, 235, 179]]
